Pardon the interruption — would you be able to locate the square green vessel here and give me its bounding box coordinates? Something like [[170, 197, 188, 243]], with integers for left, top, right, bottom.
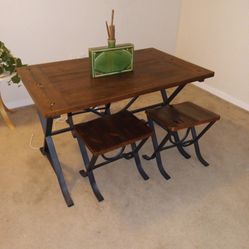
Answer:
[[89, 43, 134, 78]]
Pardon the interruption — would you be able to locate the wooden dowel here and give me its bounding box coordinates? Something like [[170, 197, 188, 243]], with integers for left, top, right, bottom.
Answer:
[[105, 21, 110, 39], [111, 9, 114, 26], [105, 10, 115, 40], [109, 25, 115, 40], [112, 25, 115, 40]]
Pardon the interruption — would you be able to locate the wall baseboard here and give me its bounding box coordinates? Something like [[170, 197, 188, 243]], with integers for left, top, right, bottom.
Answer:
[[194, 83, 249, 112]]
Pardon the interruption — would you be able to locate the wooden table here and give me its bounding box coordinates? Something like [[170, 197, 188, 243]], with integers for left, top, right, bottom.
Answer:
[[17, 48, 214, 206]]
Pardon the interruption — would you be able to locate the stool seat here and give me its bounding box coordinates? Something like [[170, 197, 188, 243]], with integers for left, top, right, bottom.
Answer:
[[146, 102, 220, 131], [144, 101, 220, 179], [75, 110, 152, 155], [74, 110, 152, 201]]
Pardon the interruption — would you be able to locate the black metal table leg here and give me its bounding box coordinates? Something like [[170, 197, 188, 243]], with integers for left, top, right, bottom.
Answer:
[[160, 89, 168, 104], [37, 111, 74, 207], [38, 113, 53, 155], [45, 136, 74, 206], [104, 103, 111, 115], [164, 85, 186, 105]]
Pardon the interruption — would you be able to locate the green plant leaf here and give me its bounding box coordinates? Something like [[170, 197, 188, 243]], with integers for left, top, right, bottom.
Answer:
[[11, 74, 21, 84], [0, 41, 26, 85], [9, 57, 15, 64], [1, 51, 8, 61], [16, 58, 23, 67], [4, 64, 15, 73]]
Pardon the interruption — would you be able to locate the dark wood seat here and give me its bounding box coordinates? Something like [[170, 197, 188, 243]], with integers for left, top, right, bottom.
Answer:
[[74, 110, 152, 155], [74, 110, 152, 201], [146, 102, 220, 132], [144, 102, 220, 179]]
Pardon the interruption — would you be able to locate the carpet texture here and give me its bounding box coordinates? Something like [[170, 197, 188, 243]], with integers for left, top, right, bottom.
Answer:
[[0, 85, 249, 249]]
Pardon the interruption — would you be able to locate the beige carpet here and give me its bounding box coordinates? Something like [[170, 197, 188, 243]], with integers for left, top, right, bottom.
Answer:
[[1, 85, 249, 249]]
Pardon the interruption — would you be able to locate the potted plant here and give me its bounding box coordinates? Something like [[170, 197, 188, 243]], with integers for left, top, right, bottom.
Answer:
[[0, 41, 25, 129], [0, 41, 24, 84]]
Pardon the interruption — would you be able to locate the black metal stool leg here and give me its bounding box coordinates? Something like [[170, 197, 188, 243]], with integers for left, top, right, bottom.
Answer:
[[172, 132, 191, 159], [143, 133, 170, 160], [76, 136, 104, 201], [77, 138, 90, 177], [131, 143, 149, 180], [82, 155, 104, 202], [147, 119, 171, 180], [190, 127, 209, 166]]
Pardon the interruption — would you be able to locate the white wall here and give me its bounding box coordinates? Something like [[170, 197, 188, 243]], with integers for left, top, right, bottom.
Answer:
[[1, 0, 181, 108], [176, 0, 249, 111]]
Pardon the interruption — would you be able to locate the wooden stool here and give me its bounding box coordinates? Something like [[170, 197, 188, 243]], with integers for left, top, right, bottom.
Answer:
[[143, 102, 220, 179], [74, 110, 152, 201]]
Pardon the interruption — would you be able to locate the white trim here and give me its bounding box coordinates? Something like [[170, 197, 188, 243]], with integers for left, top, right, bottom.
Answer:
[[194, 83, 249, 112], [5, 98, 34, 109]]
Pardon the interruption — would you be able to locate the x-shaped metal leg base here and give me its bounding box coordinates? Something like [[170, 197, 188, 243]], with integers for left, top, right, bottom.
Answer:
[[143, 119, 216, 179], [76, 138, 149, 202], [143, 119, 171, 180], [38, 112, 74, 207]]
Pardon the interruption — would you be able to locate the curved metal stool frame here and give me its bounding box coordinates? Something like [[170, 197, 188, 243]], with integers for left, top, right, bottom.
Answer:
[[76, 137, 150, 202], [143, 118, 216, 179]]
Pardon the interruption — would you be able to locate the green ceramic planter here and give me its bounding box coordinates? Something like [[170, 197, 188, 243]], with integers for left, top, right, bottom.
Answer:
[[89, 40, 134, 78]]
